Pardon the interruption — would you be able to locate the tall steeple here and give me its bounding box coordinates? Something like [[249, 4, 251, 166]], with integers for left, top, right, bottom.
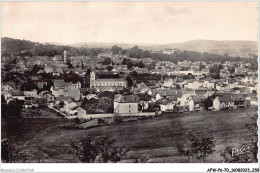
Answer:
[[64, 49, 67, 63]]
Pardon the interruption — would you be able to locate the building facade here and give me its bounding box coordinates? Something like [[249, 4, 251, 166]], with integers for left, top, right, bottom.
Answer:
[[90, 72, 127, 91]]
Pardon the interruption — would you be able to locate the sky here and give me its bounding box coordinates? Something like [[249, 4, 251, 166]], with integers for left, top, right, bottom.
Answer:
[[1, 1, 258, 44]]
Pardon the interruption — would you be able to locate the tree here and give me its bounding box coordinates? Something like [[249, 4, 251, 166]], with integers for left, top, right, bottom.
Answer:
[[74, 117, 80, 124], [199, 62, 206, 71], [2, 99, 24, 117], [1, 138, 22, 163], [64, 71, 83, 83], [2, 95, 6, 104], [98, 91, 114, 99], [126, 76, 133, 88], [106, 65, 113, 71], [58, 101, 65, 109], [97, 97, 114, 113], [102, 57, 112, 65], [20, 79, 39, 91], [70, 136, 130, 163], [138, 93, 151, 101], [111, 45, 122, 54], [67, 61, 73, 69], [177, 131, 216, 163], [31, 64, 42, 74], [228, 67, 235, 74], [204, 96, 213, 110], [141, 50, 151, 58], [81, 98, 99, 114], [128, 46, 142, 59], [42, 81, 53, 92], [136, 61, 145, 68], [209, 64, 221, 74]]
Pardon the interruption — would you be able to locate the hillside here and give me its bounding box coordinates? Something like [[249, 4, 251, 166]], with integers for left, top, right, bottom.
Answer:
[[70, 40, 258, 58], [2, 37, 257, 58], [1, 37, 65, 56], [152, 40, 258, 58]]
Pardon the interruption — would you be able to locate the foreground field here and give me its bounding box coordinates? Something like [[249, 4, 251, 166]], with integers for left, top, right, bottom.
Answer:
[[1, 107, 257, 163]]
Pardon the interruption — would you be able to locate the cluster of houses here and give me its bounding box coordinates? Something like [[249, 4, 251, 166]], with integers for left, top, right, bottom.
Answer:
[[1, 50, 258, 119]]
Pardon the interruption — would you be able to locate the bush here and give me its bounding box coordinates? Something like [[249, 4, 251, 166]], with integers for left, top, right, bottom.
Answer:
[[98, 118, 106, 125], [70, 136, 130, 163], [113, 116, 123, 124], [74, 117, 80, 124]]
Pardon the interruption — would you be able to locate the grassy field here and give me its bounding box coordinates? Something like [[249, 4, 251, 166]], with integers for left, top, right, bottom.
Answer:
[[1, 107, 257, 163]]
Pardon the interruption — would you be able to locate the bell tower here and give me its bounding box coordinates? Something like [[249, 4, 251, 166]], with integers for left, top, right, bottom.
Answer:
[[90, 71, 96, 81], [90, 71, 96, 88], [64, 49, 67, 63]]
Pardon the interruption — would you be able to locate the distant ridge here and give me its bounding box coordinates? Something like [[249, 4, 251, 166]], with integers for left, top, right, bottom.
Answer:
[[68, 40, 258, 57], [2, 37, 258, 58]]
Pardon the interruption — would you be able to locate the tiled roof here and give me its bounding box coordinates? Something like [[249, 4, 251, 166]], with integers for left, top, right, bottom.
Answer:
[[11, 91, 24, 96], [114, 94, 139, 103], [53, 55, 63, 61], [218, 94, 234, 102], [193, 96, 206, 103], [95, 78, 126, 82], [167, 95, 178, 101], [156, 98, 170, 105]]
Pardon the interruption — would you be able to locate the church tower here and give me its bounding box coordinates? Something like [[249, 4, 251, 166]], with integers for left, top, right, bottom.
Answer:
[[64, 49, 67, 63], [90, 71, 96, 81], [90, 71, 96, 88]]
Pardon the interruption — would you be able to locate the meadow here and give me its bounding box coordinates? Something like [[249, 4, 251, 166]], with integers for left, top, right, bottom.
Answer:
[[1, 107, 257, 163]]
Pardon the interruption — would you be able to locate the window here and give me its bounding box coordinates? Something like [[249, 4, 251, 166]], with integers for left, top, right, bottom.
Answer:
[[129, 110, 131, 113], [129, 105, 131, 108]]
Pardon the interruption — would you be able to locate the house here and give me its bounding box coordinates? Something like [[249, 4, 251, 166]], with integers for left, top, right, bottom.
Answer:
[[140, 100, 149, 111], [193, 96, 206, 111], [156, 98, 174, 112], [114, 94, 139, 114], [203, 80, 215, 89], [211, 94, 234, 110], [11, 91, 25, 100], [36, 98, 48, 108], [184, 79, 202, 90], [66, 86, 80, 101], [167, 95, 178, 105], [24, 98, 47, 108], [150, 89, 178, 101], [187, 97, 194, 111], [24, 89, 38, 97], [84, 93, 97, 100], [64, 99, 77, 113], [54, 96, 71, 107], [44, 66, 53, 73], [52, 55, 64, 63], [232, 94, 248, 108], [51, 87, 65, 97], [178, 94, 194, 107], [75, 107, 87, 117], [136, 82, 147, 89], [71, 81, 81, 89], [216, 83, 230, 91]]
